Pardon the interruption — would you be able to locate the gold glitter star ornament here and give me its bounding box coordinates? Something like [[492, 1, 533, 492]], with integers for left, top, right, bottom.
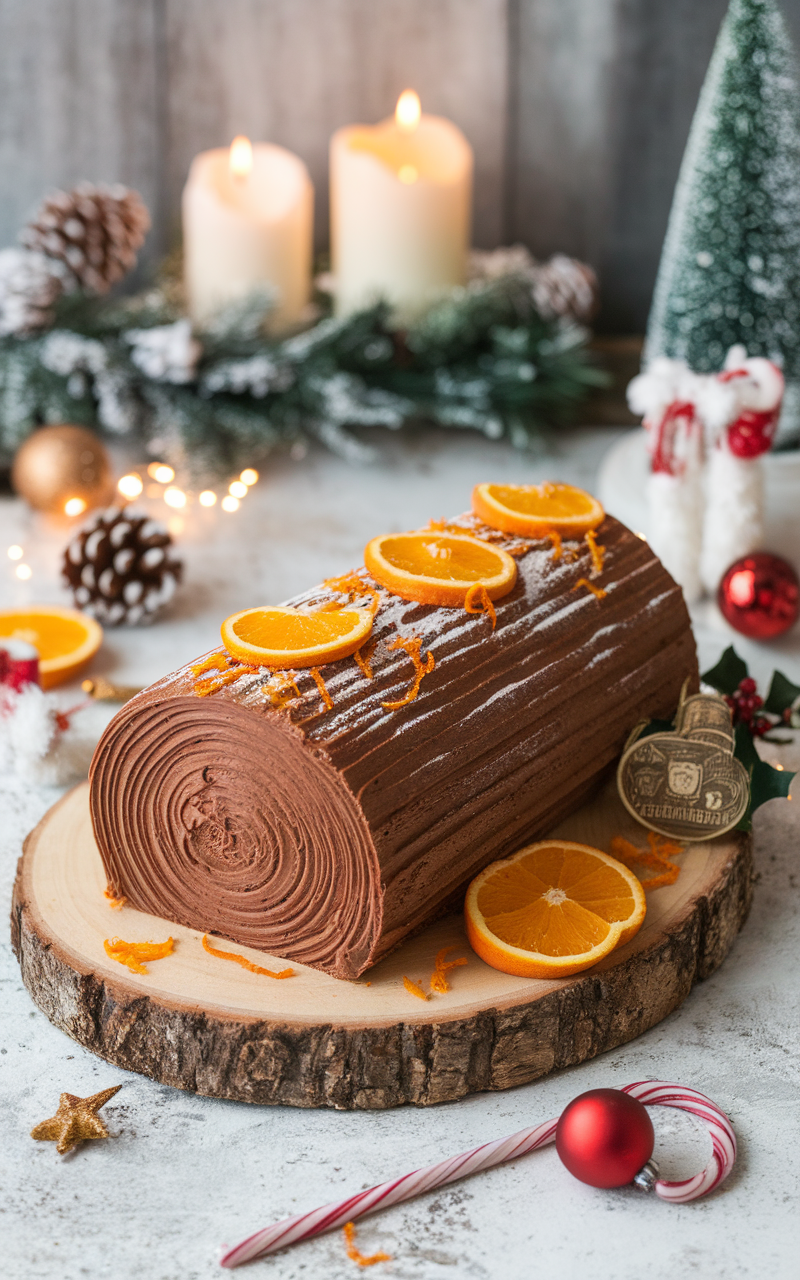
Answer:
[[31, 1084, 121, 1154]]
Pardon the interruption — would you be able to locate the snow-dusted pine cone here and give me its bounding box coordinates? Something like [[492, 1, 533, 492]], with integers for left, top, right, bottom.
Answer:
[[62, 507, 182, 626], [20, 183, 151, 296], [0, 247, 63, 336], [529, 254, 598, 323]]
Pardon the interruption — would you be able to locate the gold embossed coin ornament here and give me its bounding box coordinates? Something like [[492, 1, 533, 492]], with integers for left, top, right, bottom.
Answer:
[[618, 692, 750, 841]]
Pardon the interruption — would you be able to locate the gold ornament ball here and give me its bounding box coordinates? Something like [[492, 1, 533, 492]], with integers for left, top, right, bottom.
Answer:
[[11, 425, 114, 515]]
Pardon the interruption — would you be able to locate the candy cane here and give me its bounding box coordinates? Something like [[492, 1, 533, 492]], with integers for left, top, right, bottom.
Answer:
[[622, 1080, 737, 1203], [219, 1079, 735, 1268]]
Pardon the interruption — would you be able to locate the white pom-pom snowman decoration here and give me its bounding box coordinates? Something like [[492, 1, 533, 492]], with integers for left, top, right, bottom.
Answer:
[[627, 358, 705, 603], [627, 345, 784, 604], [697, 347, 783, 594]]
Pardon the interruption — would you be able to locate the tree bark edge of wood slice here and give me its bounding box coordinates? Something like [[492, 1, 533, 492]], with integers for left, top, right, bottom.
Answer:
[[10, 782, 754, 1111]]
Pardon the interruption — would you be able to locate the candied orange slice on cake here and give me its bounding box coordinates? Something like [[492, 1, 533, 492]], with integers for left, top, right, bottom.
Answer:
[[221, 605, 373, 669], [465, 840, 646, 979], [364, 531, 517, 606], [0, 605, 103, 689], [472, 482, 604, 537]]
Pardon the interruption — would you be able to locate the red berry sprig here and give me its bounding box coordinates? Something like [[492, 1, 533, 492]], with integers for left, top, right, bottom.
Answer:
[[724, 676, 771, 737]]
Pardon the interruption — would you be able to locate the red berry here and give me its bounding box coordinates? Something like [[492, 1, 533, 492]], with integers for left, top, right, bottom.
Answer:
[[739, 677, 757, 695]]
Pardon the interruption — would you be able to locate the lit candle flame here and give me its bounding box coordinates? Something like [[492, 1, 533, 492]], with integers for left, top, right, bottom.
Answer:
[[395, 90, 421, 132], [229, 135, 254, 179]]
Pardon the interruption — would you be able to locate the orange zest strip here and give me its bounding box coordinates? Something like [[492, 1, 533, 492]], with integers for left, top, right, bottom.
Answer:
[[382, 635, 435, 711], [263, 670, 301, 708], [427, 515, 532, 557], [310, 666, 334, 711], [464, 583, 497, 630], [572, 577, 607, 600], [609, 834, 683, 890], [343, 1222, 391, 1267], [425, 516, 484, 537], [104, 936, 174, 975], [202, 933, 293, 978], [353, 638, 377, 680], [547, 530, 563, 561], [323, 570, 381, 617], [403, 976, 429, 1001], [429, 946, 468, 994], [194, 665, 259, 697], [104, 887, 126, 910], [648, 831, 683, 860], [191, 652, 230, 677], [585, 528, 605, 576]]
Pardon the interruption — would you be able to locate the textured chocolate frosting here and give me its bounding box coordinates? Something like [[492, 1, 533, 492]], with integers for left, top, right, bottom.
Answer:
[[90, 515, 698, 979]]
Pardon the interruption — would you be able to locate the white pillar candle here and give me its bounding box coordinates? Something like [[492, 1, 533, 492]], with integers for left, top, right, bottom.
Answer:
[[182, 137, 313, 333], [330, 92, 473, 323]]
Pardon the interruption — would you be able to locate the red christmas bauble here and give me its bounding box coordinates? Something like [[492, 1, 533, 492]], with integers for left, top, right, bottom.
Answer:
[[555, 1088, 654, 1188], [718, 553, 800, 640]]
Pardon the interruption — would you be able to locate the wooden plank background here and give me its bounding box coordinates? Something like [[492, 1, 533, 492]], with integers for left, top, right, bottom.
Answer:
[[1, 0, 800, 330]]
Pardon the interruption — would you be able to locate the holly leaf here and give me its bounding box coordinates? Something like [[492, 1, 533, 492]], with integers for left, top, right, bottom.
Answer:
[[733, 721, 760, 771], [733, 721, 795, 830], [701, 646, 748, 695], [763, 669, 800, 715], [750, 758, 795, 810]]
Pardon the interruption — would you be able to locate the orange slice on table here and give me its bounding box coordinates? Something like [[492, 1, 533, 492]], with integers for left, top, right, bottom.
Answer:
[[472, 482, 605, 538], [221, 605, 374, 669], [0, 605, 103, 689], [465, 840, 646, 979], [364, 531, 517, 607]]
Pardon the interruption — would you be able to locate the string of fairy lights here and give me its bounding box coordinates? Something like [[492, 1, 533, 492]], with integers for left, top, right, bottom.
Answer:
[[6, 464, 259, 587], [115, 463, 259, 514]]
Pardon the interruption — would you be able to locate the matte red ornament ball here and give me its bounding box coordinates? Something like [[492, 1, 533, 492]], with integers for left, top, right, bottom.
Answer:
[[718, 553, 799, 640], [555, 1089, 655, 1189]]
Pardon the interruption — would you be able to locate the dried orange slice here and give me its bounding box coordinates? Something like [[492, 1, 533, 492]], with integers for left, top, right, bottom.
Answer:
[[465, 840, 646, 979], [221, 605, 373, 669], [0, 605, 103, 689], [364, 531, 517, 606], [472, 482, 604, 537]]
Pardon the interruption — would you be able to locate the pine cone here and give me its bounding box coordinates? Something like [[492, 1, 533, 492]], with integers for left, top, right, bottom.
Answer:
[[0, 247, 63, 336], [530, 254, 599, 324], [21, 183, 151, 296], [62, 507, 183, 626]]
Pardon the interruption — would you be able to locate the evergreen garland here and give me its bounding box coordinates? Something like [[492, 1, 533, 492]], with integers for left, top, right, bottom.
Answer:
[[0, 266, 605, 479]]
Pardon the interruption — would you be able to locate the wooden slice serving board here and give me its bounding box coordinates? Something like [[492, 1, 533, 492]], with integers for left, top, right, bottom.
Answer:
[[11, 779, 753, 1110]]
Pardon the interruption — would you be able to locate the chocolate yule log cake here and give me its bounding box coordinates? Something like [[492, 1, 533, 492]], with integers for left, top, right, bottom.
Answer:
[[89, 497, 698, 980]]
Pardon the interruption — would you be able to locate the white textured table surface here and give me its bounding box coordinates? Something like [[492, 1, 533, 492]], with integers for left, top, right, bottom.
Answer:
[[1, 427, 798, 1280]]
